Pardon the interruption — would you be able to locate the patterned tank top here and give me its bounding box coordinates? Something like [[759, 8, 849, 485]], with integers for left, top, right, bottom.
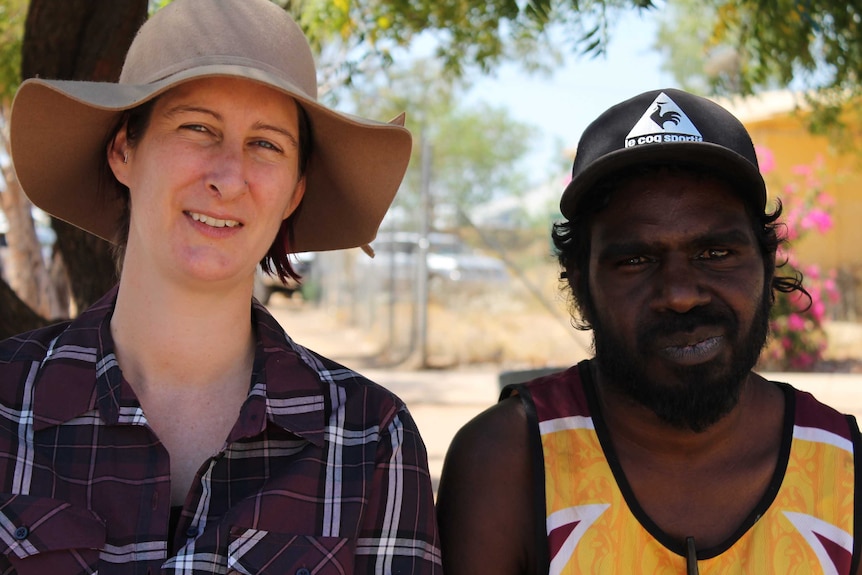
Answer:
[[503, 361, 861, 574]]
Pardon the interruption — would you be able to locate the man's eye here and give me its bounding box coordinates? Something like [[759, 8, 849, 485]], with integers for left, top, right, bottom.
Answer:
[[700, 248, 730, 259], [621, 256, 650, 266]]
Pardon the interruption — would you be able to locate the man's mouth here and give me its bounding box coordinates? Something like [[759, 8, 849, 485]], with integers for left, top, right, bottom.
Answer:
[[658, 334, 725, 365], [187, 211, 241, 228]]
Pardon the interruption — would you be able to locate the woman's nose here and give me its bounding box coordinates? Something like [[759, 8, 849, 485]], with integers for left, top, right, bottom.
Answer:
[[206, 146, 248, 199]]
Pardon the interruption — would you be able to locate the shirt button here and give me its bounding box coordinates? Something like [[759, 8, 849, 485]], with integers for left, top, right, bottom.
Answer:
[[13, 526, 29, 540], [186, 526, 198, 538], [296, 569, 310, 575]]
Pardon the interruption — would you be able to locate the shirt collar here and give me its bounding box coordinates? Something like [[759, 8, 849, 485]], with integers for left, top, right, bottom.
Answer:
[[33, 286, 124, 431], [32, 288, 326, 447], [229, 300, 326, 447]]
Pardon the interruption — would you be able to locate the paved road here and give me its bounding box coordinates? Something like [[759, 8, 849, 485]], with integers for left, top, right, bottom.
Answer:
[[269, 300, 862, 491]]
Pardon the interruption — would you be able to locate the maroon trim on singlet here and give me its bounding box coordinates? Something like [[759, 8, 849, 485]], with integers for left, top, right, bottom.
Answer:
[[501, 364, 584, 575], [794, 387, 856, 439]]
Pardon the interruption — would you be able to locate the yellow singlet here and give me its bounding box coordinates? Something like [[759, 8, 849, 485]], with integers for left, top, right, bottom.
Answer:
[[504, 361, 860, 574]]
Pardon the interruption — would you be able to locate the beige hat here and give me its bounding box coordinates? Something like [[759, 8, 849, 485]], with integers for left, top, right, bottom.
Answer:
[[10, 0, 412, 253]]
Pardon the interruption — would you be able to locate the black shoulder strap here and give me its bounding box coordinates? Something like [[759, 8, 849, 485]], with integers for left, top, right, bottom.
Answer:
[[848, 413, 862, 575]]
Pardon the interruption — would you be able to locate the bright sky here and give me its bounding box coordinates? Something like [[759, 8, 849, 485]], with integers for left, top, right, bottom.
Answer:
[[465, 10, 676, 185]]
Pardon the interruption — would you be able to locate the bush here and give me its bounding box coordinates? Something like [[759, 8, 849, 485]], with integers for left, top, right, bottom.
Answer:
[[757, 148, 840, 371]]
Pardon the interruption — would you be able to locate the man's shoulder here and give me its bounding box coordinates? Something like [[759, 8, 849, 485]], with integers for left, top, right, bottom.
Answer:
[[782, 380, 858, 435], [437, 389, 537, 575], [502, 363, 590, 423], [445, 395, 532, 474]]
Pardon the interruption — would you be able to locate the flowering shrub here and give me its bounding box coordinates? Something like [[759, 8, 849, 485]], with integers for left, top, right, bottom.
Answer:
[[756, 146, 841, 371]]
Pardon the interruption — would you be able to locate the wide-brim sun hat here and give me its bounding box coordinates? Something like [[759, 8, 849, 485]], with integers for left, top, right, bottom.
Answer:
[[560, 88, 766, 219], [10, 0, 412, 253]]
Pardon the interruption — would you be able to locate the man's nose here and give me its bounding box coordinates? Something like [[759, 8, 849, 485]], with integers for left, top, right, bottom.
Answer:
[[651, 256, 710, 314]]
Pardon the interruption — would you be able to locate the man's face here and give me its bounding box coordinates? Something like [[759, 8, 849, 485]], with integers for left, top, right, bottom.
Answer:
[[584, 171, 770, 432]]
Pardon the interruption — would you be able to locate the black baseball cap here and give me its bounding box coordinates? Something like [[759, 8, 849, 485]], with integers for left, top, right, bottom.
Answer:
[[560, 88, 766, 219]]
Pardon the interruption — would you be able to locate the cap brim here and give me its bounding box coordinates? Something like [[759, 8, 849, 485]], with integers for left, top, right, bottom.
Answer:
[[10, 66, 412, 252], [560, 141, 767, 219]]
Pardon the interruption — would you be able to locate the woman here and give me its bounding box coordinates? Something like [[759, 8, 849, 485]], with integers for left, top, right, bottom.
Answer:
[[0, 0, 439, 573]]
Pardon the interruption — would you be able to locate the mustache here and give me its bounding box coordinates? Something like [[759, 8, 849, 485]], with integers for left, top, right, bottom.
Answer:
[[637, 306, 738, 344]]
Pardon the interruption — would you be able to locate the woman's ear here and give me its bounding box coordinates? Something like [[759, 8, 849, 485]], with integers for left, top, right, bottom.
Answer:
[[107, 127, 131, 186], [282, 176, 306, 220]]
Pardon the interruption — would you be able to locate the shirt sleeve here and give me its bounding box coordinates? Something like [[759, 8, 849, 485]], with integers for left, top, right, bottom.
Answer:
[[354, 406, 442, 574]]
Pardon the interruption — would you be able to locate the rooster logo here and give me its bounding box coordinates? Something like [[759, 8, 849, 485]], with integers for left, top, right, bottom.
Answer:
[[650, 101, 681, 129], [624, 92, 703, 148]]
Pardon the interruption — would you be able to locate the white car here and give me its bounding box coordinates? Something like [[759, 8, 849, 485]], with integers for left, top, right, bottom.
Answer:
[[364, 232, 509, 292]]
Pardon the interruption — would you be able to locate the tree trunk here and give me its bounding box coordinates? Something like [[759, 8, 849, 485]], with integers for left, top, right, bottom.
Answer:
[[0, 173, 56, 317], [0, 275, 53, 341], [1, 0, 148, 338]]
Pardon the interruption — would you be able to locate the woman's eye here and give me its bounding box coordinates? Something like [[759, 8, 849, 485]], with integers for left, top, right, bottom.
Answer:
[[253, 140, 282, 153], [181, 124, 208, 133]]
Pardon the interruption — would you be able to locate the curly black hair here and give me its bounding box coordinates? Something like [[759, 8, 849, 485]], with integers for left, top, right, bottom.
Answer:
[[551, 164, 810, 330]]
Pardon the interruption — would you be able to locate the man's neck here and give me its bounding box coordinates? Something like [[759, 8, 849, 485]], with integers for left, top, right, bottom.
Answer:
[[591, 364, 787, 548], [591, 365, 777, 460]]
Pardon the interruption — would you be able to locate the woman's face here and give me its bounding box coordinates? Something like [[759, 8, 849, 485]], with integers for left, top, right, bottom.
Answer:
[[109, 77, 306, 290]]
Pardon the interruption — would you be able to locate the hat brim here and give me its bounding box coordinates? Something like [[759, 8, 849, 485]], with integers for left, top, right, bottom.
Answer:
[[560, 141, 767, 219], [10, 65, 412, 252]]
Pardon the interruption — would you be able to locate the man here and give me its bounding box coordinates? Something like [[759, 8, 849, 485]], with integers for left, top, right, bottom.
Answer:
[[436, 88, 860, 574]]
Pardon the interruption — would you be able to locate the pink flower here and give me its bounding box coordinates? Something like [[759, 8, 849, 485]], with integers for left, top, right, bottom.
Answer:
[[792, 164, 813, 177], [788, 290, 809, 310], [792, 353, 815, 369], [800, 210, 833, 234], [756, 146, 776, 175], [816, 192, 835, 207], [803, 264, 820, 279], [787, 314, 806, 331], [811, 301, 826, 323]]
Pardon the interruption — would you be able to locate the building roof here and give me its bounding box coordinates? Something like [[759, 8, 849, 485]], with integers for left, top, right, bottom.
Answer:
[[714, 90, 810, 124]]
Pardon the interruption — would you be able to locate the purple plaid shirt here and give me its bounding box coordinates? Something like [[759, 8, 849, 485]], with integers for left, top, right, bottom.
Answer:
[[0, 288, 440, 574]]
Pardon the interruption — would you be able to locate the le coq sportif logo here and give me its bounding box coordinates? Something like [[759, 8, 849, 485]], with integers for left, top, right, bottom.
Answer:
[[625, 92, 703, 148]]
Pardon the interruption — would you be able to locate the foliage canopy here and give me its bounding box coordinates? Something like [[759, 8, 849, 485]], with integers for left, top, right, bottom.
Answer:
[[656, 0, 861, 136]]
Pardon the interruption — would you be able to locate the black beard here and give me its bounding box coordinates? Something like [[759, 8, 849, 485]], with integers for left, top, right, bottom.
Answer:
[[589, 290, 771, 433]]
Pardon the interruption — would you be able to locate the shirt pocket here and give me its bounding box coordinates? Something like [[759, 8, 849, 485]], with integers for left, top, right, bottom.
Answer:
[[0, 494, 105, 575], [227, 527, 354, 575]]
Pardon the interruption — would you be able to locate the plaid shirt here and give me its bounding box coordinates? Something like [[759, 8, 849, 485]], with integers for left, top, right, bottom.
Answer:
[[0, 288, 440, 574]]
